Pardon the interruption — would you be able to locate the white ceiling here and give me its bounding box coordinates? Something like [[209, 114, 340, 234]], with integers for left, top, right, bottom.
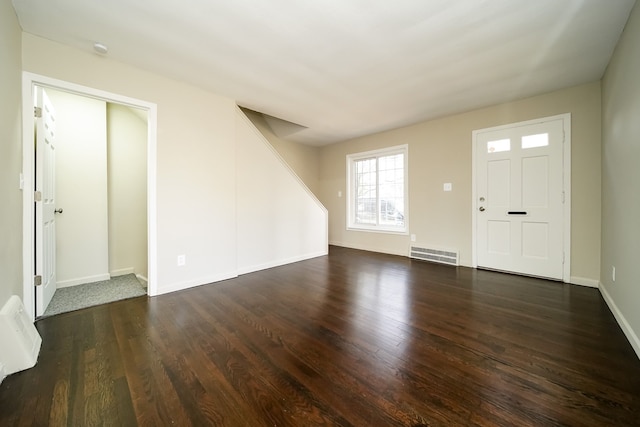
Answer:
[[12, 0, 636, 146]]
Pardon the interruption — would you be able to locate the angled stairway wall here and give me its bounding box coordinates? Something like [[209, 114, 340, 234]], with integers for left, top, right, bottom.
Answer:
[[240, 108, 321, 196], [236, 107, 328, 274]]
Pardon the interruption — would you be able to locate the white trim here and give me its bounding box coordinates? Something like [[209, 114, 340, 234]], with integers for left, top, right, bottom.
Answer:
[[0, 361, 6, 385], [136, 274, 148, 287], [154, 272, 238, 296], [600, 283, 640, 360], [471, 113, 571, 283], [329, 240, 407, 257], [56, 274, 111, 288], [471, 129, 478, 267], [110, 267, 135, 277], [331, 241, 476, 267], [237, 250, 328, 275], [562, 114, 572, 283], [21, 72, 158, 320], [569, 276, 599, 288]]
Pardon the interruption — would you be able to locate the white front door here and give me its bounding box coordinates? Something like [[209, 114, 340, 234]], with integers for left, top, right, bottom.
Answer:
[[475, 116, 567, 280], [35, 87, 57, 316]]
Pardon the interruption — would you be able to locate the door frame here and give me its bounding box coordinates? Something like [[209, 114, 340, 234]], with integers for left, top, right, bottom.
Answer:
[[21, 72, 159, 320], [471, 113, 571, 283]]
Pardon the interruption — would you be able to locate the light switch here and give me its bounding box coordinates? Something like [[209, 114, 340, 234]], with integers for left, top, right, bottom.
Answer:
[[444, 183, 452, 192], [338, 191, 342, 198]]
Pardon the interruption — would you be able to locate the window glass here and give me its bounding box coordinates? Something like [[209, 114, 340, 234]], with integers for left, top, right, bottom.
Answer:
[[487, 139, 510, 153], [354, 158, 377, 225], [522, 133, 549, 149]]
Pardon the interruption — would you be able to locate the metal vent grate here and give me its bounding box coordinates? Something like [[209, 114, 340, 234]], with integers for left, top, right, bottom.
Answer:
[[409, 245, 459, 266]]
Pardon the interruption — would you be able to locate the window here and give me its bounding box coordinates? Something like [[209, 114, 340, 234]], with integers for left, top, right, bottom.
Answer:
[[347, 145, 408, 233], [521, 133, 549, 149], [487, 138, 511, 153]]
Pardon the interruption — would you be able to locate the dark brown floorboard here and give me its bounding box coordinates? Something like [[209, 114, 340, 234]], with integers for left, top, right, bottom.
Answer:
[[1, 246, 639, 426]]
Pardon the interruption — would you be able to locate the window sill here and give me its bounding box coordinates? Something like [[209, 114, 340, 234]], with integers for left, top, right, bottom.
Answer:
[[347, 225, 408, 235]]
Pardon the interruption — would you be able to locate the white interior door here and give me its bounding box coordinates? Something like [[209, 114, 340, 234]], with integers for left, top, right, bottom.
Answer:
[[475, 117, 565, 280], [35, 87, 57, 316]]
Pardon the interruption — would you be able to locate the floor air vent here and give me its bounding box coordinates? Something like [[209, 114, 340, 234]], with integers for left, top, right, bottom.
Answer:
[[409, 245, 459, 266]]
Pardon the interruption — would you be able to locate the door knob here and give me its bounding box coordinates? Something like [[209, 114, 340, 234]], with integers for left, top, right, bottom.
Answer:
[[54, 208, 63, 214], [479, 207, 485, 212]]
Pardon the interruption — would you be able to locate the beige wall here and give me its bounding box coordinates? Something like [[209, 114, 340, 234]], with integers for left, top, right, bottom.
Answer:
[[21, 33, 327, 297], [22, 33, 239, 294], [601, 2, 640, 355], [0, 1, 23, 308], [236, 109, 327, 273], [241, 108, 320, 195], [107, 104, 148, 280], [319, 82, 602, 283]]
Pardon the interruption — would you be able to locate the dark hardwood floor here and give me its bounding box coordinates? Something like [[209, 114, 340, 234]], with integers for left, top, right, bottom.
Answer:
[[1, 246, 639, 426]]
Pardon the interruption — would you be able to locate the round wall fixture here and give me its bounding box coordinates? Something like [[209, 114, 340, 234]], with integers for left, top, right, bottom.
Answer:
[[93, 42, 108, 54]]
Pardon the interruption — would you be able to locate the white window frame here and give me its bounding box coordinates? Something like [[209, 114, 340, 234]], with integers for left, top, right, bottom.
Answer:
[[346, 144, 408, 234]]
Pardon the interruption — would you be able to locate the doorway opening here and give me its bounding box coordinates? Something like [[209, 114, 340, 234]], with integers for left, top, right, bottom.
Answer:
[[22, 72, 158, 320]]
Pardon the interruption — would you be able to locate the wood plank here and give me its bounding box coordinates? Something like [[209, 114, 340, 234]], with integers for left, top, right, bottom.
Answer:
[[1, 246, 639, 425]]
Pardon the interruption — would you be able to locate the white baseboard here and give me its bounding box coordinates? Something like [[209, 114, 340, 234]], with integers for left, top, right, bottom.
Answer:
[[329, 241, 474, 267], [237, 250, 328, 275], [599, 283, 640, 360], [329, 241, 407, 257], [110, 267, 134, 277], [330, 244, 601, 278], [57, 273, 111, 288], [570, 276, 599, 288], [153, 271, 238, 296], [136, 274, 148, 287]]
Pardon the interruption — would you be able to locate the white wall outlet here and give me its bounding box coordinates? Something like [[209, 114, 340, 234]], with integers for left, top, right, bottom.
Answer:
[[177, 254, 186, 266], [410, 234, 416, 242], [443, 182, 452, 192], [612, 266, 616, 282], [338, 190, 342, 198]]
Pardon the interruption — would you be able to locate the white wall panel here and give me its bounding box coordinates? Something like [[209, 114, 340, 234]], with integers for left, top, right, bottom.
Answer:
[[236, 108, 327, 274]]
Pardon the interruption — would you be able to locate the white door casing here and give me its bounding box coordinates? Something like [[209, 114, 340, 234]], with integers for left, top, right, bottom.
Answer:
[[35, 87, 57, 316], [473, 114, 571, 281], [22, 73, 158, 321]]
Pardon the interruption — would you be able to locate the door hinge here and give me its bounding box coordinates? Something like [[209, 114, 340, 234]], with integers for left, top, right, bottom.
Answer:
[[561, 191, 565, 203], [34, 107, 42, 118], [34, 275, 42, 286], [34, 190, 42, 202]]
